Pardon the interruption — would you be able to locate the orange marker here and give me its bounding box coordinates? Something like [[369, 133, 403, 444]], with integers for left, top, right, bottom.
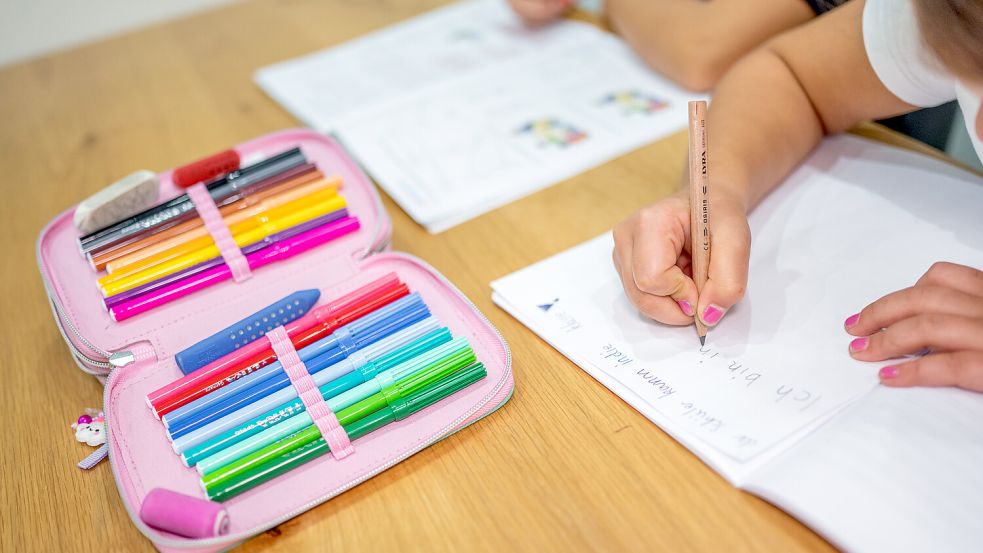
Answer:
[[105, 176, 339, 274]]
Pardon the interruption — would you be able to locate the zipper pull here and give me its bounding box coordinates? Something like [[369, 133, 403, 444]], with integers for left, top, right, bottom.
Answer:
[[108, 350, 135, 368], [78, 444, 109, 470]]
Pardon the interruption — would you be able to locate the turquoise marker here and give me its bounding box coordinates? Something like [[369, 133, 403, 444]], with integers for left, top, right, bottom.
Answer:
[[202, 350, 479, 494], [173, 319, 445, 457], [206, 362, 488, 502], [180, 326, 453, 465], [193, 336, 472, 474]]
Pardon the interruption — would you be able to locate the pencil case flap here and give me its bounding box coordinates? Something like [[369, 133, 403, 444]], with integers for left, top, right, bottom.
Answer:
[[36, 129, 391, 373], [104, 251, 513, 551]]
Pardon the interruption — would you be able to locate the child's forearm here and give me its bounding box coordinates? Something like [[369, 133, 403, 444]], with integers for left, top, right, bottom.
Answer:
[[707, 47, 826, 209], [703, 0, 915, 209], [605, 0, 813, 92]]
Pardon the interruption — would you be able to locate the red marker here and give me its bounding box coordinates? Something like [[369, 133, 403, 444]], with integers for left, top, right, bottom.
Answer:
[[146, 274, 407, 418], [173, 149, 241, 188]]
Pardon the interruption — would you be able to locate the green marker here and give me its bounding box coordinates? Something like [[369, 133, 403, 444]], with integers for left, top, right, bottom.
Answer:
[[195, 334, 469, 475], [185, 328, 454, 470], [206, 362, 487, 502], [202, 344, 477, 491]]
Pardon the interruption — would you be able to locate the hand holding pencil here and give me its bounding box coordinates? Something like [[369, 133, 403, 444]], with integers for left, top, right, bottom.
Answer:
[[612, 100, 751, 337]]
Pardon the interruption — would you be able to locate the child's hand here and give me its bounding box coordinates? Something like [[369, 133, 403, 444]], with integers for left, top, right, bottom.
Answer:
[[845, 262, 983, 392], [507, 0, 574, 25], [612, 190, 751, 327]]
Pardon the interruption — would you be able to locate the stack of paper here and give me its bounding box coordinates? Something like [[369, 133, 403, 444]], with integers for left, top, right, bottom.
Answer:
[[256, 0, 699, 232], [492, 135, 983, 552]]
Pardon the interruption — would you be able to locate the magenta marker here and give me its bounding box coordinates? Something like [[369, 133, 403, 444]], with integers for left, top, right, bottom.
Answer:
[[109, 216, 360, 321], [103, 208, 348, 308]]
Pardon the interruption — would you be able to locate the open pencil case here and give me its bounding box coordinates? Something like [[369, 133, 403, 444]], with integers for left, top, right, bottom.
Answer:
[[36, 129, 513, 552]]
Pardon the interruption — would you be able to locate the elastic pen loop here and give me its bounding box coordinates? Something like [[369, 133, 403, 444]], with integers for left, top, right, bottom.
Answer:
[[186, 183, 252, 283], [267, 326, 353, 460]]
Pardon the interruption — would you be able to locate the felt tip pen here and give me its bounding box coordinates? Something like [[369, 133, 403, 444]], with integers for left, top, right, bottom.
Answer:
[[109, 215, 361, 322], [146, 273, 406, 414], [197, 342, 476, 479], [187, 328, 461, 472], [163, 295, 431, 439], [103, 208, 349, 309], [101, 185, 340, 280], [79, 147, 303, 248], [176, 322, 449, 463], [160, 292, 426, 425], [81, 148, 306, 255], [88, 164, 323, 270], [103, 175, 339, 274], [99, 192, 347, 296], [205, 362, 487, 502], [201, 345, 477, 491]]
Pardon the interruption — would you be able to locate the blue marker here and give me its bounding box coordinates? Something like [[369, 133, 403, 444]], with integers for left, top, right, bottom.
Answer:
[[164, 294, 430, 438]]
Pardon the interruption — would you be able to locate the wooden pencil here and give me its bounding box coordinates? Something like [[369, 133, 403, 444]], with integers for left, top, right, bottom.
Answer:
[[687, 100, 711, 345]]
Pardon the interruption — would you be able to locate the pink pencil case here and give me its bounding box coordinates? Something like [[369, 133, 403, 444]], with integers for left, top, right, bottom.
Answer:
[[36, 129, 513, 551]]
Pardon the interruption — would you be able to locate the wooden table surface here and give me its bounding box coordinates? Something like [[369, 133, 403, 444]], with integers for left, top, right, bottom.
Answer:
[[0, 1, 950, 551]]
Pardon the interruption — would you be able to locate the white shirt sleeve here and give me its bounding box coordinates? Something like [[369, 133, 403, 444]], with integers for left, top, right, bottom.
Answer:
[[862, 0, 956, 107]]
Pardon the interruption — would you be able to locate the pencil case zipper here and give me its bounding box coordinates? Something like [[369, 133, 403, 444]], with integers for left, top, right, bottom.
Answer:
[[34, 165, 390, 378], [36, 218, 150, 376], [102, 252, 513, 550]]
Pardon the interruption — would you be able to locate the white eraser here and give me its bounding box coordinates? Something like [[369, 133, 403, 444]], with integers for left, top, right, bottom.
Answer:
[[74, 170, 160, 234]]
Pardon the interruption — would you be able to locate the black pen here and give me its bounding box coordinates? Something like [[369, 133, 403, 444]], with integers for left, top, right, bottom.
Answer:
[[78, 147, 305, 255]]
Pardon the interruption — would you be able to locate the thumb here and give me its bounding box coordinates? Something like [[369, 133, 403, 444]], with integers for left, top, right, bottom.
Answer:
[[696, 208, 750, 327]]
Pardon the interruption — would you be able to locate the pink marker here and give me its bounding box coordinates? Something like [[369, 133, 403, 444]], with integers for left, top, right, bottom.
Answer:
[[144, 272, 404, 414], [109, 216, 360, 322]]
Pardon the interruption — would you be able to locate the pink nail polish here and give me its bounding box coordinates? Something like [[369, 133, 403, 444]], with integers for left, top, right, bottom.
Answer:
[[849, 337, 868, 352], [677, 300, 694, 316], [879, 366, 900, 379], [844, 313, 860, 328], [702, 304, 725, 325]]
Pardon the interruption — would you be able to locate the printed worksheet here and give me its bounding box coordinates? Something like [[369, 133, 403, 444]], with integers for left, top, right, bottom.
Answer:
[[335, 34, 694, 231], [256, 0, 603, 128], [256, 0, 699, 232], [492, 135, 983, 485]]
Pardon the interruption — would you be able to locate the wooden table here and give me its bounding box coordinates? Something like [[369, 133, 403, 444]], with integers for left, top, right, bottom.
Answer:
[[0, 1, 952, 551]]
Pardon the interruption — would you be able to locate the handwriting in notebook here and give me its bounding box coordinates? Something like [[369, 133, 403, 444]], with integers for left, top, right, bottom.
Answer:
[[499, 237, 872, 463]]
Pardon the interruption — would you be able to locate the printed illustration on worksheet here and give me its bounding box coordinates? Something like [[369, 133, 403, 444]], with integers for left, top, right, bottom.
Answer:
[[597, 90, 669, 116], [514, 118, 589, 149]]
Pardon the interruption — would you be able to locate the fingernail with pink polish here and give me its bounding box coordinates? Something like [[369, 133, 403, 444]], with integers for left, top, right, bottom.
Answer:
[[844, 313, 860, 328], [849, 337, 868, 353], [677, 300, 694, 317], [879, 366, 900, 379], [702, 304, 725, 326]]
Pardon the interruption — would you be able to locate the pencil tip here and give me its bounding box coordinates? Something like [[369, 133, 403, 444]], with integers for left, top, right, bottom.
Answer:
[[699, 336, 706, 346]]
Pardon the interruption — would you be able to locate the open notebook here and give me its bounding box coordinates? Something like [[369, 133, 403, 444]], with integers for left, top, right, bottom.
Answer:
[[255, 0, 699, 233], [492, 135, 983, 552]]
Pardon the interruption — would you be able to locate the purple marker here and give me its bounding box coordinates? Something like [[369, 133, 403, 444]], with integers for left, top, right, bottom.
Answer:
[[103, 208, 348, 308], [109, 216, 361, 321]]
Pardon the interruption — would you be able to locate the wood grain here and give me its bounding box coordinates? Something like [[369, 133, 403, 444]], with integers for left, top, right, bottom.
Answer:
[[0, 1, 951, 551]]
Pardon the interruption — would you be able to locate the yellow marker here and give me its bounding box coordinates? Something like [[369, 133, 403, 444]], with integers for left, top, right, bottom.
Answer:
[[99, 193, 347, 296], [104, 187, 339, 280], [106, 177, 339, 274], [101, 185, 340, 282]]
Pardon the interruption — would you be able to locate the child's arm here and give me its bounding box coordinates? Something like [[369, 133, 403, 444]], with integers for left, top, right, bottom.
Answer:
[[615, 0, 912, 327], [707, 0, 912, 209], [606, 0, 815, 91], [615, 0, 983, 391]]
